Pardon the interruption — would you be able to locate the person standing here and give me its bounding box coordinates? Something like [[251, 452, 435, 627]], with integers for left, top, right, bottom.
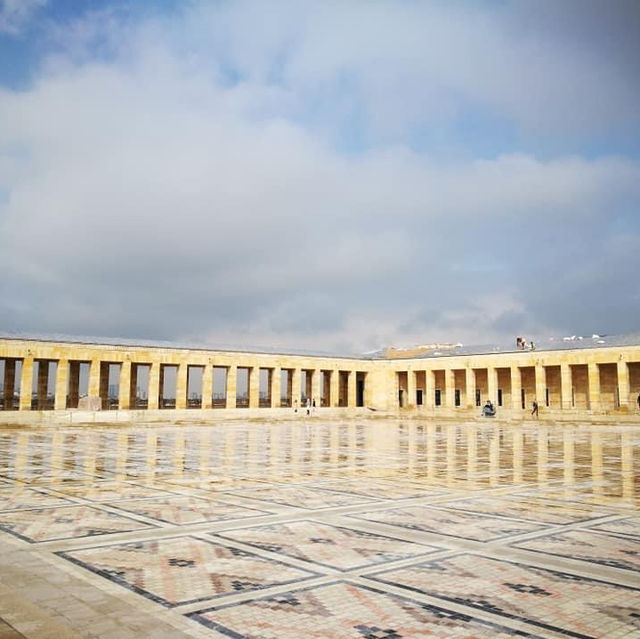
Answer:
[[637, 393, 640, 411]]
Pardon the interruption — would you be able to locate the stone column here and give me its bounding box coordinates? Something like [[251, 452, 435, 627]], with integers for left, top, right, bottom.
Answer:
[[176, 363, 188, 409], [3, 359, 16, 409], [330, 369, 339, 408], [347, 371, 356, 407], [19, 356, 34, 410], [487, 367, 498, 406], [560, 363, 572, 411], [406, 369, 416, 407], [271, 367, 281, 408], [202, 365, 213, 409], [118, 361, 131, 410], [55, 359, 69, 410], [587, 362, 600, 412], [312, 368, 321, 406], [88, 359, 101, 402], [465, 367, 475, 409], [425, 370, 435, 409], [226, 364, 237, 409], [148, 362, 161, 410], [291, 368, 301, 408], [37, 361, 49, 409], [617, 360, 630, 410], [249, 366, 260, 408], [445, 369, 456, 408], [535, 364, 546, 408], [511, 366, 522, 410]]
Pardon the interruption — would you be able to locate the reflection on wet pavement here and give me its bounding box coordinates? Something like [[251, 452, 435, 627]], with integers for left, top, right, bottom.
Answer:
[[0, 420, 639, 638]]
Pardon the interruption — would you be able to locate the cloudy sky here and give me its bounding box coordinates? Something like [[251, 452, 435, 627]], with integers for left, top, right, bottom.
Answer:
[[1, 0, 639, 353]]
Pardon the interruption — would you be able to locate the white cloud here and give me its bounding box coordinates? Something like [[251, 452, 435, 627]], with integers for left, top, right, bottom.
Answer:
[[0, 1, 639, 349], [0, 0, 47, 34]]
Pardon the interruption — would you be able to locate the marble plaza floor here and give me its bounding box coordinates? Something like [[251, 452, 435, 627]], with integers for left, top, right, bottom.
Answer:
[[0, 419, 639, 639]]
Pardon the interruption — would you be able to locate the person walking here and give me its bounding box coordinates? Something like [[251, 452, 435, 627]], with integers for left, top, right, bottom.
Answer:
[[531, 400, 539, 418], [637, 393, 640, 411]]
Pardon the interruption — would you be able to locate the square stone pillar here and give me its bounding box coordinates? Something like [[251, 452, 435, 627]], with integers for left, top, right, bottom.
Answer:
[[271, 367, 281, 408], [425, 370, 435, 408], [226, 364, 237, 408], [407, 370, 416, 407], [487, 367, 498, 406], [347, 371, 356, 407], [148, 362, 161, 410], [330, 369, 339, 408], [445, 369, 456, 408], [202, 365, 213, 409], [176, 363, 188, 409], [535, 365, 546, 408], [311, 368, 321, 406], [511, 366, 522, 410], [37, 361, 49, 409], [88, 359, 101, 400], [249, 367, 260, 408], [465, 368, 475, 409], [3, 359, 16, 409], [617, 360, 630, 410], [118, 362, 131, 410], [291, 368, 301, 408], [55, 359, 69, 410], [587, 362, 600, 411], [560, 363, 572, 410], [19, 356, 34, 410]]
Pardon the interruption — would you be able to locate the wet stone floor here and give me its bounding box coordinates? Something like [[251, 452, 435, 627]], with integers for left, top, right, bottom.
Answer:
[[0, 420, 639, 639]]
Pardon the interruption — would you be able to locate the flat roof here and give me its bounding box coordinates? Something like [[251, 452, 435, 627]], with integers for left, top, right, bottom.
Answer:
[[0, 331, 638, 361]]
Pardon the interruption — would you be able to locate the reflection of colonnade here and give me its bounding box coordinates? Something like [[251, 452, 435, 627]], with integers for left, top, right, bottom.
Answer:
[[2, 425, 635, 506]]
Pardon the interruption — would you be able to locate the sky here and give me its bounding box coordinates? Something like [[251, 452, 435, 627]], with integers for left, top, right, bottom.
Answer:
[[0, 0, 639, 354]]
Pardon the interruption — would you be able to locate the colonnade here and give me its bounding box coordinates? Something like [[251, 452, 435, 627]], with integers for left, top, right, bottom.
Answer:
[[0, 337, 639, 415], [397, 356, 640, 413], [0, 339, 371, 412]]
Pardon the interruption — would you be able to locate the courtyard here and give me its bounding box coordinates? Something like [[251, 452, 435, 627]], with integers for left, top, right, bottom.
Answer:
[[0, 419, 639, 638]]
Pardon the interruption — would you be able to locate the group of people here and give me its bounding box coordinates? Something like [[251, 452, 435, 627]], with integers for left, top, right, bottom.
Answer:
[[516, 336, 535, 350], [293, 398, 317, 415], [483, 398, 539, 418]]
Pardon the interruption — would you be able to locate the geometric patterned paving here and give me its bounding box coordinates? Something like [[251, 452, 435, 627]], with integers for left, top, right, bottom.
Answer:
[[437, 496, 610, 525], [216, 520, 441, 570], [367, 554, 640, 639], [109, 496, 269, 525], [188, 581, 546, 638], [1, 421, 639, 639], [0, 504, 154, 542], [350, 505, 546, 541], [0, 486, 73, 511], [59, 536, 319, 607], [511, 529, 640, 573], [586, 516, 640, 538], [224, 485, 378, 509], [53, 481, 178, 502]]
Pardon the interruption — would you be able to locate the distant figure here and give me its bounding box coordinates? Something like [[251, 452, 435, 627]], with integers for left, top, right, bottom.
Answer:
[[531, 400, 539, 417], [482, 400, 496, 417], [312, 398, 316, 414], [516, 337, 523, 349], [520, 338, 527, 350], [306, 397, 311, 416], [530, 341, 536, 351], [637, 393, 640, 411]]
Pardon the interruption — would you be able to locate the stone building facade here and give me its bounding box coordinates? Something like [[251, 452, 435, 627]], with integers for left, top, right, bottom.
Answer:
[[0, 335, 639, 422]]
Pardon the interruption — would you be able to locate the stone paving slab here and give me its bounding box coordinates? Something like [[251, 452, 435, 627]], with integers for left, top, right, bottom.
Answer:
[[0, 420, 639, 638]]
